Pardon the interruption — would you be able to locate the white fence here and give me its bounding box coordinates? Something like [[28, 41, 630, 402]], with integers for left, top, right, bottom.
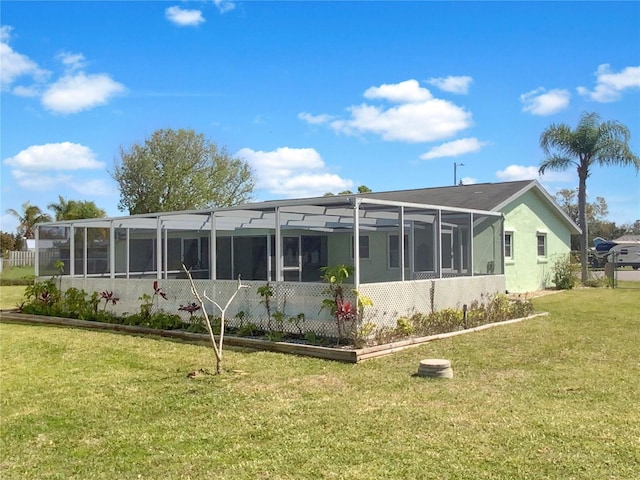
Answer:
[[6, 251, 36, 267]]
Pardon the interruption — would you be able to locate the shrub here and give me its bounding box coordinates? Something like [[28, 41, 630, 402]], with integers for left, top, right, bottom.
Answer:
[[552, 253, 579, 290]]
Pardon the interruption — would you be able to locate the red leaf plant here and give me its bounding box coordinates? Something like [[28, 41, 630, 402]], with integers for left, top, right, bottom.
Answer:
[[153, 281, 168, 300], [179, 302, 201, 318]]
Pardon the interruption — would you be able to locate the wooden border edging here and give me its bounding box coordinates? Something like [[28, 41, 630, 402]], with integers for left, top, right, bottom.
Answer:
[[0, 311, 547, 364]]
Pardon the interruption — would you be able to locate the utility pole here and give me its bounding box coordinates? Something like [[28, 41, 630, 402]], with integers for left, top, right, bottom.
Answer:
[[454, 162, 464, 185]]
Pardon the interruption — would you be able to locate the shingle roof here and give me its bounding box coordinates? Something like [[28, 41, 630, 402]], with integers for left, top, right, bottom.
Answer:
[[358, 180, 536, 211]]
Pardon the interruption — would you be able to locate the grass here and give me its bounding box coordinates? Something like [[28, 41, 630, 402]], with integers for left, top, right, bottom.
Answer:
[[0, 265, 35, 286], [1, 284, 639, 479], [0, 285, 28, 310]]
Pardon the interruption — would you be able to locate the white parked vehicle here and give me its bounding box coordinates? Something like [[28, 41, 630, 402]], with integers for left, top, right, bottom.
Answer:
[[607, 243, 640, 270]]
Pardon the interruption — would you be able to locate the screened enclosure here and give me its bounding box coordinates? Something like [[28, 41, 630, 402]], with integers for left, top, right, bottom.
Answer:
[[36, 196, 504, 284], [35, 195, 505, 333]]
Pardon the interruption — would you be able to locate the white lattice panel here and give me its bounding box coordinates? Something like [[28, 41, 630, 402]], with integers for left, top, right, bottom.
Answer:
[[59, 275, 504, 337]]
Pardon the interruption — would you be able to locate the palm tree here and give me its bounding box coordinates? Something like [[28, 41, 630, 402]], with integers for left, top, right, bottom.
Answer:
[[539, 112, 640, 282], [5, 202, 53, 239], [47, 195, 106, 221]]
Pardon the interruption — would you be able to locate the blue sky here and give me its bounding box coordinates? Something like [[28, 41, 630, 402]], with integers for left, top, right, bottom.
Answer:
[[2, 1, 639, 234]]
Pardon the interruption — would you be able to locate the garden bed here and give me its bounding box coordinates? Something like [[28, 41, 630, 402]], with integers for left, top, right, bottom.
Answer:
[[0, 309, 548, 363]]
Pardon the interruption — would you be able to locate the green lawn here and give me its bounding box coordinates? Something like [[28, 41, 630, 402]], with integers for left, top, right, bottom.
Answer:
[[1, 285, 639, 479], [0, 285, 28, 310]]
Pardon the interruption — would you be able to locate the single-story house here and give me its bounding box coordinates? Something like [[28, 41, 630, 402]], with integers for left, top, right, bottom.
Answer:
[[362, 180, 580, 293], [33, 180, 578, 337]]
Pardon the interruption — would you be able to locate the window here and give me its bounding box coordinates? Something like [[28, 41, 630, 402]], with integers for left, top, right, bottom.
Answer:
[[389, 233, 409, 268], [504, 232, 514, 259], [537, 233, 547, 257], [351, 235, 370, 259]]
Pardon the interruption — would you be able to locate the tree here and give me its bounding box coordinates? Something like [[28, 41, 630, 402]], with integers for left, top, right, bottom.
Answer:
[[555, 189, 615, 244], [111, 129, 254, 214], [1, 231, 17, 253], [324, 185, 372, 196], [183, 266, 248, 375], [539, 112, 640, 282], [48, 196, 106, 221], [554, 188, 608, 226], [5, 202, 52, 239]]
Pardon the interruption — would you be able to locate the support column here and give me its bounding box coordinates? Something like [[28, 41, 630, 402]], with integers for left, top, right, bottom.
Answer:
[[275, 207, 282, 281], [83, 227, 88, 278], [109, 220, 115, 279], [470, 213, 475, 276], [156, 217, 162, 280], [69, 226, 75, 277], [34, 226, 40, 277], [210, 212, 216, 280], [399, 206, 405, 281], [353, 198, 361, 290], [436, 209, 442, 279]]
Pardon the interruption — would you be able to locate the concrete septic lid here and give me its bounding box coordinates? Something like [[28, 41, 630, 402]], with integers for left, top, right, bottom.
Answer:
[[418, 358, 453, 378], [419, 359, 451, 369]]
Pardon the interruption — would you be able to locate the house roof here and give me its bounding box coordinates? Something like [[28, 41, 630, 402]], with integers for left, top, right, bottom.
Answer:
[[613, 234, 640, 244], [359, 180, 581, 234], [359, 180, 535, 211], [37, 180, 578, 235]]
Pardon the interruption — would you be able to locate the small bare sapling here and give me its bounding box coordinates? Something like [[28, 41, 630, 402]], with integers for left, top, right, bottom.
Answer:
[[182, 264, 248, 374]]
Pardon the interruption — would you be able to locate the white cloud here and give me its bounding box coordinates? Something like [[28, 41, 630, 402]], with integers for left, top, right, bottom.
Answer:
[[12, 85, 40, 97], [41, 72, 125, 114], [0, 25, 10, 42], [236, 147, 353, 198], [364, 79, 433, 103], [57, 51, 87, 72], [4, 142, 105, 171], [1, 26, 125, 114], [298, 112, 335, 125], [312, 79, 471, 143], [496, 164, 573, 183], [520, 87, 571, 116], [496, 165, 539, 181], [420, 137, 488, 160], [0, 25, 50, 90], [577, 64, 640, 102], [71, 178, 116, 197], [165, 6, 206, 26], [10, 170, 74, 191], [427, 75, 473, 94], [214, 0, 236, 14], [459, 176, 477, 185]]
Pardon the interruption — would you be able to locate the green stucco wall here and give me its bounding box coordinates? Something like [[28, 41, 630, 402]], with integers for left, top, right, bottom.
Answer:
[[501, 189, 573, 293]]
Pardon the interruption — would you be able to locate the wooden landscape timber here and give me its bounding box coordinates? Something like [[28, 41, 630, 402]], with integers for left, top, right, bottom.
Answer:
[[0, 310, 548, 364]]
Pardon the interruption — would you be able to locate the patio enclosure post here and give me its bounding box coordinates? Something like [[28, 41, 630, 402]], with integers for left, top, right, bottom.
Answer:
[[436, 209, 442, 278], [69, 225, 75, 277], [353, 198, 360, 290], [210, 212, 216, 280], [34, 226, 39, 277], [399, 206, 405, 281], [109, 220, 115, 279], [156, 217, 162, 280], [275, 207, 282, 281]]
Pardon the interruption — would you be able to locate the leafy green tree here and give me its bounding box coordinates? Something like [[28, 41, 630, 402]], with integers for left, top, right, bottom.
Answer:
[[324, 185, 372, 196], [48, 196, 106, 221], [539, 112, 640, 282], [111, 128, 254, 214], [554, 188, 608, 226], [1, 231, 17, 253], [5, 202, 52, 239]]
